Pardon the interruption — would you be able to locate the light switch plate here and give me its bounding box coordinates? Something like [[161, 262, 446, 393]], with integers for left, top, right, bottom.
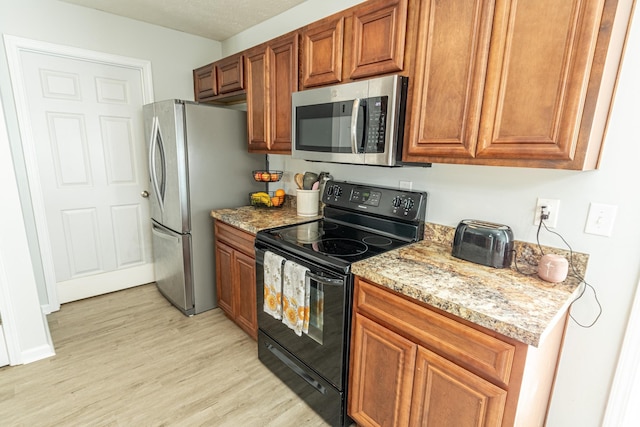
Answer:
[[584, 202, 618, 237], [399, 180, 413, 190]]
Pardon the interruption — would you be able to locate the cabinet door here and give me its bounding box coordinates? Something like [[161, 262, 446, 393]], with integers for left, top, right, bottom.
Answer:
[[476, 0, 606, 162], [233, 249, 257, 340], [349, 313, 417, 427], [246, 33, 297, 154], [410, 347, 507, 427], [348, 0, 408, 80], [215, 240, 235, 316], [404, 0, 495, 160], [193, 63, 217, 101], [268, 33, 298, 153], [301, 15, 344, 88], [246, 46, 270, 153], [216, 53, 245, 95]]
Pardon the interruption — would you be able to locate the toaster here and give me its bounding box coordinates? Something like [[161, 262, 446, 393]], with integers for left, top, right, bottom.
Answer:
[[451, 220, 514, 268]]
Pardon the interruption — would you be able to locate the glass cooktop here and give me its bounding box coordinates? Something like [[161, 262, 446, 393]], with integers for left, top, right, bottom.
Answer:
[[261, 219, 411, 265]]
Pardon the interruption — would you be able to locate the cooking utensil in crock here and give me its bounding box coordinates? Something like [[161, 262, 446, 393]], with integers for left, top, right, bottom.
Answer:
[[303, 172, 318, 190]]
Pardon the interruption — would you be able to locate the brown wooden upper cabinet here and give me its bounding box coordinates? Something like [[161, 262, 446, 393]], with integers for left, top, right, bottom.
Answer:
[[193, 53, 245, 102], [193, 63, 217, 101], [216, 52, 245, 96], [403, 0, 625, 170], [301, 0, 410, 89], [245, 31, 298, 154]]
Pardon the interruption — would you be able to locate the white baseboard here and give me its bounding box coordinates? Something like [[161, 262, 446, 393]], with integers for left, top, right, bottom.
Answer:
[[0, 326, 9, 367], [57, 264, 154, 304], [16, 308, 55, 365]]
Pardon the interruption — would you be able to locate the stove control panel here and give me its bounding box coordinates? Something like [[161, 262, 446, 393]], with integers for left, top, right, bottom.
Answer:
[[323, 180, 427, 222]]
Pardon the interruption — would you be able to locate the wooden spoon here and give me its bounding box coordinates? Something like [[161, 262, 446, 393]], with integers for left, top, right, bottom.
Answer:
[[294, 173, 304, 189]]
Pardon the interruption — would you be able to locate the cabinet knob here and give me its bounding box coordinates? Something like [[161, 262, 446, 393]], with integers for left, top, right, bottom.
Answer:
[[141, 190, 149, 198]]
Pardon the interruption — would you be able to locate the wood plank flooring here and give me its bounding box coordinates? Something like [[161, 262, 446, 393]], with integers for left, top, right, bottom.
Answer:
[[0, 284, 330, 426]]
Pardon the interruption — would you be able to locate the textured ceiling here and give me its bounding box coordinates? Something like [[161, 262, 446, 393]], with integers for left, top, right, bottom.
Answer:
[[58, 0, 307, 41]]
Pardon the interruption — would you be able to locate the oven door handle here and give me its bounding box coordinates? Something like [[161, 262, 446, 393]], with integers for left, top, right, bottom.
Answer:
[[306, 271, 344, 287]]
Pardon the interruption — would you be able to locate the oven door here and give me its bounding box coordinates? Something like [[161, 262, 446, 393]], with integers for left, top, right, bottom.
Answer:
[[255, 245, 351, 391]]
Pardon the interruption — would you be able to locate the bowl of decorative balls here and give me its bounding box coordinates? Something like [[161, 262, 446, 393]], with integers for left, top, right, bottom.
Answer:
[[250, 188, 286, 208], [252, 170, 283, 182]]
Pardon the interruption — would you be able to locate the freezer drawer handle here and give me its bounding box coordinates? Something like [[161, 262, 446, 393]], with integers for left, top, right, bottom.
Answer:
[[152, 224, 180, 244], [264, 341, 326, 395]]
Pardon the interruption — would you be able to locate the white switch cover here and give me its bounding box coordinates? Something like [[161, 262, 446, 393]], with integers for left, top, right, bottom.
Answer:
[[585, 202, 618, 237], [399, 180, 413, 190]]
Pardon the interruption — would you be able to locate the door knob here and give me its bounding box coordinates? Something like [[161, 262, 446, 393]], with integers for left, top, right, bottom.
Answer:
[[141, 190, 149, 198]]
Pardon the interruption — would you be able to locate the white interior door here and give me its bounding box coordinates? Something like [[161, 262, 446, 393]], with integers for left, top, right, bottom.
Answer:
[[5, 37, 155, 306]]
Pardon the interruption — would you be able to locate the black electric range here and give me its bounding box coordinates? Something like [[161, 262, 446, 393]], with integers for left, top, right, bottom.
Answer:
[[254, 180, 428, 427]]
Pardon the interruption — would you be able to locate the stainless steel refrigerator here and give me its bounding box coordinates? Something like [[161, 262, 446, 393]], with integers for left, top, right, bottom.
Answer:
[[143, 100, 263, 315]]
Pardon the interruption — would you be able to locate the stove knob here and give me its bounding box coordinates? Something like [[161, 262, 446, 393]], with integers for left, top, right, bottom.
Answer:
[[334, 186, 343, 197], [403, 198, 415, 210], [392, 196, 402, 208], [327, 186, 334, 196]]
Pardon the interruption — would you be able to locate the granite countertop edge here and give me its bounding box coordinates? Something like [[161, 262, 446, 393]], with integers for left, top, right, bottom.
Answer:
[[351, 240, 583, 347]]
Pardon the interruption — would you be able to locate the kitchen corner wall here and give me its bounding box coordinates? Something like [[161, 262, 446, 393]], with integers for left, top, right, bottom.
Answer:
[[0, 0, 221, 361], [223, 1, 640, 426]]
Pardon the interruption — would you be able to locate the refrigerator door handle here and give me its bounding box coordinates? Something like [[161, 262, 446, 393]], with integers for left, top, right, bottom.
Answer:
[[152, 223, 180, 243], [149, 116, 165, 212]]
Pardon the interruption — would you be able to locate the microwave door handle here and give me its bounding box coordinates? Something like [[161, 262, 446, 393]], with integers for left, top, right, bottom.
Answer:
[[350, 98, 361, 154]]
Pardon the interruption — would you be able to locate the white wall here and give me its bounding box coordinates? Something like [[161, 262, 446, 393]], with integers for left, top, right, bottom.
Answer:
[[223, 1, 640, 425], [222, 0, 367, 55]]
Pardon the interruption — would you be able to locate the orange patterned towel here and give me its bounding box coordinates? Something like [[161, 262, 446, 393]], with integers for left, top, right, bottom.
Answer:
[[282, 260, 310, 336], [263, 251, 286, 320]]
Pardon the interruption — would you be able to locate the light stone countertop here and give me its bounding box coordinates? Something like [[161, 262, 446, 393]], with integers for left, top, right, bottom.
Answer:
[[351, 239, 584, 347], [210, 205, 321, 235], [210, 207, 584, 347]]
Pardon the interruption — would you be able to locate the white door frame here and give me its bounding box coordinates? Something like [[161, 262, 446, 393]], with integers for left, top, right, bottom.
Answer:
[[603, 275, 640, 426], [3, 35, 154, 313], [0, 87, 54, 365]]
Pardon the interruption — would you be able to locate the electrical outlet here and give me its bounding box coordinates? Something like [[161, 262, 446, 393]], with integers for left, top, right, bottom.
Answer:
[[399, 180, 413, 190], [584, 202, 617, 236], [534, 198, 560, 228]]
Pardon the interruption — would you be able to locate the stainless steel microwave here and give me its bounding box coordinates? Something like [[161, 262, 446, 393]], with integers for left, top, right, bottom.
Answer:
[[291, 75, 408, 167]]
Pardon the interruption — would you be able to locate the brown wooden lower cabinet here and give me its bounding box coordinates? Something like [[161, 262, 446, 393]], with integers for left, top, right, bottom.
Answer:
[[349, 277, 568, 426], [214, 220, 257, 340]]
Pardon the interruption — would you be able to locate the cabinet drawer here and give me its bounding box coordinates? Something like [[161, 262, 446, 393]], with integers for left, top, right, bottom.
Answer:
[[214, 221, 255, 257], [355, 278, 515, 386]]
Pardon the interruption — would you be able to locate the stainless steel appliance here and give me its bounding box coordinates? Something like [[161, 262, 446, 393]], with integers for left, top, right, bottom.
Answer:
[[255, 180, 427, 426], [144, 100, 262, 315], [291, 75, 409, 166]]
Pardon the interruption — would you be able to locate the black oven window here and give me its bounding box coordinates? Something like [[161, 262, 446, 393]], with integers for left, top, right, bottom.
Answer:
[[306, 281, 324, 345]]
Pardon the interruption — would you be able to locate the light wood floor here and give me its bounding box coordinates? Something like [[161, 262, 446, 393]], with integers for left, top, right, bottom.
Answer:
[[0, 284, 330, 426]]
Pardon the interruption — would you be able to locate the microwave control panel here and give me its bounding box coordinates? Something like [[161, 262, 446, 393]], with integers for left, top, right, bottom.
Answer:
[[362, 96, 388, 153], [323, 180, 427, 222]]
